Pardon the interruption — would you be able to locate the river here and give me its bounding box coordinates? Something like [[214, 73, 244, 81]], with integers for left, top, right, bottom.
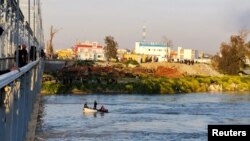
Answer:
[[35, 93, 250, 141]]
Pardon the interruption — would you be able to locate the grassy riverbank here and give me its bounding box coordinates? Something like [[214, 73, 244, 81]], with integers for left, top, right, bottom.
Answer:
[[41, 75, 250, 95]]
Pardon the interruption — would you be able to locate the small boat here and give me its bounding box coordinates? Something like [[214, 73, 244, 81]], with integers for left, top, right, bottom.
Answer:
[[83, 108, 97, 113], [83, 107, 109, 113]]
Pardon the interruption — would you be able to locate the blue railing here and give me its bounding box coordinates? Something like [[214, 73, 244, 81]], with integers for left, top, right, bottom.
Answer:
[[0, 58, 44, 141], [0, 0, 44, 140]]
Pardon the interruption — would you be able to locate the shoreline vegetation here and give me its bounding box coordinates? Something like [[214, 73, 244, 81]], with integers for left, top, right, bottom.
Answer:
[[41, 61, 250, 95], [41, 76, 250, 95]]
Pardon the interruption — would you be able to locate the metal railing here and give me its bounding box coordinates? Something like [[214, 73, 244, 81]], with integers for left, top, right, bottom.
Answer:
[[0, 58, 44, 141], [0, 0, 44, 140]]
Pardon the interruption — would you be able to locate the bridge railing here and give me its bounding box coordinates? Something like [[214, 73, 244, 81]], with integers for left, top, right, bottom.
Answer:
[[0, 58, 44, 141]]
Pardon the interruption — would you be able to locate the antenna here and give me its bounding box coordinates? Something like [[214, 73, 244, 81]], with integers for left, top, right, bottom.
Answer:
[[142, 23, 146, 42]]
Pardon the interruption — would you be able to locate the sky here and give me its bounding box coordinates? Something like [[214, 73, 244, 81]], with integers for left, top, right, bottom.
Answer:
[[41, 0, 250, 54]]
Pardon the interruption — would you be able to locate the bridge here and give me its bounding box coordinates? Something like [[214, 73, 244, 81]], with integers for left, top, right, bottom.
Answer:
[[0, 0, 44, 141]]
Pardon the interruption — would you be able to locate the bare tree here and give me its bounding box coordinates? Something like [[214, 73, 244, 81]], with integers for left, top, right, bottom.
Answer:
[[239, 28, 250, 39], [162, 36, 173, 47], [47, 26, 60, 59], [239, 28, 250, 55], [162, 36, 174, 62]]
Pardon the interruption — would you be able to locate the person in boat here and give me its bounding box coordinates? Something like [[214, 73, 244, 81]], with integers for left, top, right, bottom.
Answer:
[[93, 100, 97, 109], [100, 105, 105, 111], [84, 102, 89, 108], [99, 105, 108, 113]]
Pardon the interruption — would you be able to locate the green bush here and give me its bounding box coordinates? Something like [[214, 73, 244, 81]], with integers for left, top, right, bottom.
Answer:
[[42, 74, 250, 95], [74, 60, 94, 66], [125, 84, 133, 92], [124, 60, 139, 67], [42, 82, 64, 94]]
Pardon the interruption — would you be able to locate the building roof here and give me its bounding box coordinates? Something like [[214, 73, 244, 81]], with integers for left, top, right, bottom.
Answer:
[[75, 44, 103, 48], [138, 42, 167, 47], [73, 43, 103, 53]]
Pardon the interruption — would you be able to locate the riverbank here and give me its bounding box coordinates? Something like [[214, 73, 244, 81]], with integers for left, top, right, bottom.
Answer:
[[41, 61, 250, 95], [41, 75, 250, 95]]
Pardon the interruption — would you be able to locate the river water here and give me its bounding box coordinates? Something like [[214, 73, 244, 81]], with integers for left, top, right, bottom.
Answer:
[[35, 93, 250, 141]]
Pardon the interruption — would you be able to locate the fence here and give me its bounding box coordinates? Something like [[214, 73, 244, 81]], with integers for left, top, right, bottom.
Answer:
[[0, 1, 44, 140], [0, 58, 44, 141]]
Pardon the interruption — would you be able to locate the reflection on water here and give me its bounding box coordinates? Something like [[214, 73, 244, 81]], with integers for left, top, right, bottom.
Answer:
[[35, 93, 250, 141]]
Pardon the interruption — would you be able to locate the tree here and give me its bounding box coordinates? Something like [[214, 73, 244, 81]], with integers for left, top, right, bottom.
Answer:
[[104, 36, 118, 61], [162, 35, 173, 47], [212, 31, 250, 75], [46, 26, 60, 59], [162, 36, 173, 61]]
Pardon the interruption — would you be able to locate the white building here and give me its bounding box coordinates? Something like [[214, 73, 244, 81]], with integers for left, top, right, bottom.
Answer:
[[74, 41, 105, 61], [246, 57, 250, 65], [134, 42, 171, 62], [177, 47, 198, 61]]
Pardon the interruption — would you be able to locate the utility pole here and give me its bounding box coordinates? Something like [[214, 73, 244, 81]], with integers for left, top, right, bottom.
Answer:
[[15, 0, 20, 67], [33, 0, 36, 38], [28, 0, 31, 62], [142, 23, 146, 42]]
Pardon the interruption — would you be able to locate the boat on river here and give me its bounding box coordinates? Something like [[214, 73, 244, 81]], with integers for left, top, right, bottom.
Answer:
[[83, 108, 98, 113], [83, 107, 109, 113]]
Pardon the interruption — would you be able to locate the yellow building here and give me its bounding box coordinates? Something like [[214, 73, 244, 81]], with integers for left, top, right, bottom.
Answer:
[[56, 49, 74, 59]]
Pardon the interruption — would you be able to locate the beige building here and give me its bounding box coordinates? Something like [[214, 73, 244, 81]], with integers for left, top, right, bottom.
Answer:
[[74, 41, 105, 61], [177, 47, 198, 61], [117, 49, 128, 61]]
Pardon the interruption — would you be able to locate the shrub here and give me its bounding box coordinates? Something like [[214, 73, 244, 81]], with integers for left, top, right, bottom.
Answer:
[[74, 60, 94, 66], [124, 60, 139, 67], [42, 82, 63, 94], [125, 84, 133, 92]]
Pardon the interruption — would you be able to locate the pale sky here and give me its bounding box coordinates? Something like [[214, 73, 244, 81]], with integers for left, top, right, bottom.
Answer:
[[41, 0, 250, 54]]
